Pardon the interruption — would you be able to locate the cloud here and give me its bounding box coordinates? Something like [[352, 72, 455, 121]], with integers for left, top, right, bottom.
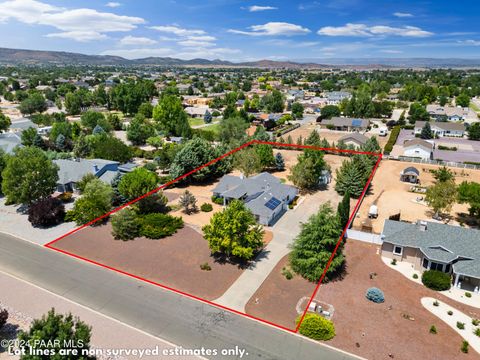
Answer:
[[393, 12, 413, 18], [318, 23, 433, 37], [119, 35, 157, 46], [229, 22, 310, 36], [149, 25, 206, 36], [458, 39, 480, 46], [247, 5, 277, 12], [0, 0, 145, 41], [105, 2, 121, 8], [380, 49, 403, 54], [177, 40, 216, 47]]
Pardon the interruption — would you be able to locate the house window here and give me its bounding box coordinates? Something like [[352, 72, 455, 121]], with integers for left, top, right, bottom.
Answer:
[[423, 258, 429, 269], [445, 264, 451, 273], [430, 262, 445, 272], [393, 246, 403, 256]]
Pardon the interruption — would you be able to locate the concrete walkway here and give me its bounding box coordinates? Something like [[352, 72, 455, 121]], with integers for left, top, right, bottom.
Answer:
[[215, 191, 328, 312]]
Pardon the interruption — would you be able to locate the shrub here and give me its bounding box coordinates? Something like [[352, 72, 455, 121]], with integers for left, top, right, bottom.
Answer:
[[0, 308, 8, 329], [211, 196, 224, 205], [139, 213, 183, 239], [465, 292, 472, 298], [384, 125, 401, 154], [111, 208, 140, 241], [58, 192, 73, 203], [200, 203, 213, 212], [461, 340, 469, 354], [433, 300, 439, 307], [457, 321, 465, 330], [296, 313, 335, 341], [413, 273, 418, 279], [200, 262, 211, 271], [421, 270, 451, 291], [474, 328, 480, 337], [27, 197, 65, 227], [282, 267, 293, 280], [429, 325, 437, 334], [366, 287, 385, 303], [448, 310, 453, 316], [76, 173, 96, 193], [136, 192, 169, 215], [391, 259, 397, 265], [472, 319, 480, 326]]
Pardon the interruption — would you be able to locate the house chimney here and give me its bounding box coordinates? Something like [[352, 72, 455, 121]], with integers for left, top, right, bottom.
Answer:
[[418, 220, 428, 232]]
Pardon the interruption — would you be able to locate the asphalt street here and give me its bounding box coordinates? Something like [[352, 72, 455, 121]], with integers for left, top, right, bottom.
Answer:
[[0, 232, 361, 360]]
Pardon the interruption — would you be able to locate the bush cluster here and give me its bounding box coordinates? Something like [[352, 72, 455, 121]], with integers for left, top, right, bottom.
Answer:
[[365, 287, 385, 303], [138, 213, 183, 239], [296, 314, 335, 341], [383, 125, 401, 154], [200, 203, 213, 212], [211, 196, 224, 205], [28, 197, 65, 227], [421, 270, 451, 291]]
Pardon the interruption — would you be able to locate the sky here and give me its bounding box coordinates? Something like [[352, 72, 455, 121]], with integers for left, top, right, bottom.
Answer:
[[0, 0, 479, 61]]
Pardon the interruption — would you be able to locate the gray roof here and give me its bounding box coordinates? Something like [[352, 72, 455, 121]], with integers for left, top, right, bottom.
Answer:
[[382, 220, 480, 278], [321, 117, 370, 129], [403, 139, 434, 151], [54, 159, 119, 185], [415, 121, 466, 132], [338, 132, 369, 145], [401, 166, 420, 176], [0, 133, 22, 154], [213, 172, 298, 218], [9, 119, 38, 131]]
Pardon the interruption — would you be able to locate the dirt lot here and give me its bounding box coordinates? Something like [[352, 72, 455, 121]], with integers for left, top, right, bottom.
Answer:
[[50, 223, 246, 300], [320, 240, 480, 360], [354, 160, 480, 233], [245, 255, 316, 329]]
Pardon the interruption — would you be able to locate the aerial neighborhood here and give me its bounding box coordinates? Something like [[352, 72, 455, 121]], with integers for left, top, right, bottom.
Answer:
[[1, 61, 480, 360]]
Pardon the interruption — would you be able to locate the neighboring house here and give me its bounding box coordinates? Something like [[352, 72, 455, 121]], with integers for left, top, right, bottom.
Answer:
[[400, 166, 420, 183], [338, 132, 369, 148], [381, 219, 480, 292], [325, 91, 351, 105], [212, 172, 298, 226], [0, 132, 22, 154], [185, 106, 210, 118], [8, 119, 38, 133], [414, 121, 466, 138], [426, 105, 477, 122], [53, 159, 137, 193], [403, 139, 434, 160], [319, 117, 370, 132]]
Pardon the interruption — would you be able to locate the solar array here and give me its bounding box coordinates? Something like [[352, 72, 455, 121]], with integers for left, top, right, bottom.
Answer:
[[265, 197, 281, 210], [352, 119, 362, 127]]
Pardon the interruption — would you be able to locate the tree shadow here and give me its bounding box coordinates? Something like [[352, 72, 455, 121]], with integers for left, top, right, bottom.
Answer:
[[0, 323, 20, 354]]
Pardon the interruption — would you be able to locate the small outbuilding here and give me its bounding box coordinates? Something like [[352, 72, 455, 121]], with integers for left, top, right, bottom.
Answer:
[[400, 166, 420, 183]]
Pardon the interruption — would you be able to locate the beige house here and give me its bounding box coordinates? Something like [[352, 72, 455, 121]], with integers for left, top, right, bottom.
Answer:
[[381, 220, 480, 293]]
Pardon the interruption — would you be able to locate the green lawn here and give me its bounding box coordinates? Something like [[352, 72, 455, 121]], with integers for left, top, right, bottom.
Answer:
[[188, 117, 220, 127], [201, 123, 220, 135], [470, 101, 480, 114]]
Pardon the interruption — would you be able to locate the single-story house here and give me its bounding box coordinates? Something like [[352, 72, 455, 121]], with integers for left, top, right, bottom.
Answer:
[[426, 105, 476, 122], [0, 132, 22, 154], [381, 219, 480, 292], [325, 91, 351, 105], [400, 166, 420, 183], [212, 172, 298, 226], [338, 132, 369, 148], [414, 121, 466, 138], [53, 159, 137, 193], [403, 139, 434, 160], [185, 106, 210, 118], [319, 117, 370, 132]]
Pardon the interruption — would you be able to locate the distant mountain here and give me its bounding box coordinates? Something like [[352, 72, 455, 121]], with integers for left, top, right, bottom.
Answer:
[[0, 47, 479, 69]]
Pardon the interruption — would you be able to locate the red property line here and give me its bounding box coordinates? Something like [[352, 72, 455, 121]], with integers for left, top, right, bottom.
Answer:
[[45, 140, 382, 335]]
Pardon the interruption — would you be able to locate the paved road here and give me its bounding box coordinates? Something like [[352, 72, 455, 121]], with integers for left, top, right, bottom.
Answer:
[[215, 191, 339, 312], [0, 233, 361, 360]]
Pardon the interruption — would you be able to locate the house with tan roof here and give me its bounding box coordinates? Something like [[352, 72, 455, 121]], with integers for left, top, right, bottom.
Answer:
[[414, 121, 466, 138]]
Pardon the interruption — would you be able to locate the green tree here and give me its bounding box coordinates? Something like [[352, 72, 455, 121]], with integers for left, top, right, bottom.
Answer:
[[255, 144, 275, 169], [70, 179, 113, 225], [468, 123, 480, 141], [179, 190, 198, 214], [304, 130, 321, 146], [203, 110, 212, 124], [432, 166, 454, 183], [421, 122, 433, 139], [202, 200, 264, 260], [234, 147, 263, 177], [408, 102, 430, 123], [291, 102, 304, 119], [275, 152, 285, 171], [261, 90, 285, 113], [218, 116, 248, 145], [88, 134, 132, 163], [118, 167, 159, 201], [64, 92, 81, 115], [127, 114, 155, 145], [137, 102, 154, 118], [456, 93, 470, 108], [0, 111, 11, 133], [457, 181, 480, 219], [0, 149, 6, 194], [288, 150, 326, 190], [337, 192, 351, 229], [19, 93, 47, 115], [49, 121, 72, 142], [20, 127, 37, 146], [289, 203, 344, 282], [425, 179, 457, 218], [320, 105, 340, 120], [153, 94, 192, 137], [81, 111, 111, 132], [335, 158, 367, 198], [111, 208, 140, 241], [2, 147, 58, 205], [17, 308, 94, 360]]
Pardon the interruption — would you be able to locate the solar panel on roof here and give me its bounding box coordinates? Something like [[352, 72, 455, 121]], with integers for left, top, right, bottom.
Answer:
[[352, 119, 362, 127], [265, 197, 281, 210]]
